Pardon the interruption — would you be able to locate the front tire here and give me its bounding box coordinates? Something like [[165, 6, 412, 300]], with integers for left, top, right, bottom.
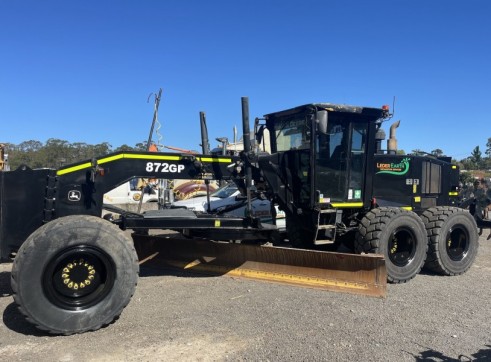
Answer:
[[355, 207, 428, 283], [420, 207, 478, 275], [11, 215, 139, 335]]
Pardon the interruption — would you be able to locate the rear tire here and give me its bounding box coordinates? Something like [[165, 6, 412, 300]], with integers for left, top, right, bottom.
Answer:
[[11, 215, 139, 335], [355, 207, 428, 283], [420, 207, 478, 275]]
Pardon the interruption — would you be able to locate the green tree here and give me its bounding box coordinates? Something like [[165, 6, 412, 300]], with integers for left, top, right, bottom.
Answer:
[[42, 138, 71, 168], [18, 140, 43, 152], [134, 142, 148, 151], [459, 171, 474, 187], [70, 142, 90, 162], [431, 149, 444, 157], [459, 157, 475, 171], [9, 140, 44, 168], [486, 137, 491, 158], [90, 142, 112, 158], [7, 139, 117, 169], [114, 144, 135, 152], [470, 146, 483, 169], [411, 149, 426, 156]]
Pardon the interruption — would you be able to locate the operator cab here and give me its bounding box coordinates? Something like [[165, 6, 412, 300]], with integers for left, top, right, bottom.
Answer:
[[257, 103, 389, 215]]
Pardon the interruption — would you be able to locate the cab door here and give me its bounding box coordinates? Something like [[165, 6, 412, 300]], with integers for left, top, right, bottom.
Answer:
[[315, 118, 368, 205]]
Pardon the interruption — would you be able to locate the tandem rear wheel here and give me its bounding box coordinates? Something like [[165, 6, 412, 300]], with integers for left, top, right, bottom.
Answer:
[[420, 206, 478, 275], [355, 207, 428, 283], [11, 215, 139, 335]]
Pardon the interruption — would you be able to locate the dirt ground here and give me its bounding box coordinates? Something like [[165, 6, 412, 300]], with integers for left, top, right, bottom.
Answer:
[[1, 233, 491, 361]]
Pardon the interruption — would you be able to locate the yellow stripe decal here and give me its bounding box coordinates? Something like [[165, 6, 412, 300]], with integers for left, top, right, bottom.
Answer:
[[414, 196, 421, 202], [123, 154, 181, 161], [98, 154, 125, 164], [56, 162, 92, 176], [330, 202, 363, 208], [401, 206, 413, 210], [197, 157, 232, 163], [449, 192, 459, 196], [56, 153, 232, 175]]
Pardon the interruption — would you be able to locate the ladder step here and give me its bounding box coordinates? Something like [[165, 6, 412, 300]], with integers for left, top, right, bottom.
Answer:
[[320, 209, 336, 214], [314, 239, 335, 245], [318, 224, 336, 230]]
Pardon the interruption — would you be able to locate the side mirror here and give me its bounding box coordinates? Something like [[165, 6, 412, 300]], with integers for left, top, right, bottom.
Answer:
[[316, 110, 328, 135]]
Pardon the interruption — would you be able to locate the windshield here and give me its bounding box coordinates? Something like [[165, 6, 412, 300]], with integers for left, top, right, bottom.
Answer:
[[211, 184, 239, 198], [274, 116, 311, 152]]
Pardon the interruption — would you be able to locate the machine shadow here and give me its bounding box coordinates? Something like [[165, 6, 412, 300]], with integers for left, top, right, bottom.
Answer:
[[2, 302, 48, 336], [408, 344, 491, 361]]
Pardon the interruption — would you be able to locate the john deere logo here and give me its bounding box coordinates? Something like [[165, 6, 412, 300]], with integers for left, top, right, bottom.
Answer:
[[68, 190, 81, 202], [376, 157, 410, 176]]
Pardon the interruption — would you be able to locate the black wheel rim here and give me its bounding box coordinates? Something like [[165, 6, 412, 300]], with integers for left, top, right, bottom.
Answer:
[[388, 227, 417, 267], [446, 224, 469, 261], [43, 245, 116, 311]]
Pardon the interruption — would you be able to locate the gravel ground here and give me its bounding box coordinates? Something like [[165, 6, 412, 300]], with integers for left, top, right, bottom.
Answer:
[[1, 234, 491, 361]]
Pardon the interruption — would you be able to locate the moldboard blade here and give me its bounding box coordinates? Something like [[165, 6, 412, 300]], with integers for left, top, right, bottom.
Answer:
[[133, 234, 387, 298]]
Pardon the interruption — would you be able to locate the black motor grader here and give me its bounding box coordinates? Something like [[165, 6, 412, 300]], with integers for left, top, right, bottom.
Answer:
[[0, 97, 486, 335]]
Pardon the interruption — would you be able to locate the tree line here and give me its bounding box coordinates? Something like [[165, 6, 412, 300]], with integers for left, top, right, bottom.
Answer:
[[458, 141, 491, 171], [3, 139, 148, 170], [410, 138, 491, 171]]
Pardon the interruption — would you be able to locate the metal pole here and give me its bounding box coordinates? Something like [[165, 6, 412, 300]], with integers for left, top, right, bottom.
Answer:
[[146, 88, 163, 151], [138, 88, 163, 214]]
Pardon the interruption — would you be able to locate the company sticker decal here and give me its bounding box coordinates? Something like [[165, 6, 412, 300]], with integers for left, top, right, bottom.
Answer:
[[376, 157, 410, 176]]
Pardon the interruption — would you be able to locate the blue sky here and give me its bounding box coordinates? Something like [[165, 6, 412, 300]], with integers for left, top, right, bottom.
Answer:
[[1, 0, 490, 160]]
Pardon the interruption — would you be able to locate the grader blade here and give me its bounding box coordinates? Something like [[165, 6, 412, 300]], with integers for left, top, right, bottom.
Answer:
[[133, 235, 387, 298]]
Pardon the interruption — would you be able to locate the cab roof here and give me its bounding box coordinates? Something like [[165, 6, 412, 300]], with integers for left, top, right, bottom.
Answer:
[[264, 103, 388, 119]]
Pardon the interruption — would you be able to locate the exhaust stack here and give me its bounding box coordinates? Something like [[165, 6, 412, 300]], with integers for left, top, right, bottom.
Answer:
[[241, 97, 253, 217], [199, 112, 210, 155], [387, 120, 400, 154], [199, 111, 212, 211]]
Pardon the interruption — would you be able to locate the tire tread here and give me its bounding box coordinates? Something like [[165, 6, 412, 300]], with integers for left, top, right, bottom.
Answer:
[[355, 207, 427, 284], [420, 206, 478, 276]]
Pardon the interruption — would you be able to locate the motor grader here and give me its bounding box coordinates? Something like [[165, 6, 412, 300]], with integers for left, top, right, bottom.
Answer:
[[0, 97, 485, 335]]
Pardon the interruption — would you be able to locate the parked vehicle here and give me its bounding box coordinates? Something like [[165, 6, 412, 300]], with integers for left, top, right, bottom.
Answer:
[[171, 183, 286, 229], [103, 179, 158, 205]]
